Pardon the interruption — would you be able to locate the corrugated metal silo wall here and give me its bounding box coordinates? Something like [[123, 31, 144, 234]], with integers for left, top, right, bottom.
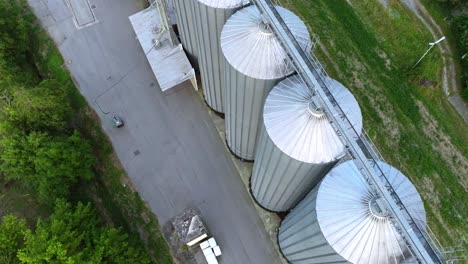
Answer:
[[173, 0, 199, 66], [278, 185, 348, 264], [251, 123, 338, 212], [194, 3, 245, 113], [224, 62, 280, 161]]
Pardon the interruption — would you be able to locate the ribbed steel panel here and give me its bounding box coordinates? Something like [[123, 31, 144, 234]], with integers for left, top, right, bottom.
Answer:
[[251, 75, 362, 211], [197, 0, 249, 8], [279, 160, 427, 264], [251, 123, 337, 212], [174, 0, 199, 65], [221, 5, 311, 160], [224, 63, 277, 159], [194, 0, 249, 113]]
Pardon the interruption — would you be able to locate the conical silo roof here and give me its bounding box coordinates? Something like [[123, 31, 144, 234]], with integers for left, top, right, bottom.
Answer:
[[325, 76, 363, 132], [316, 160, 427, 264], [220, 5, 311, 80], [263, 75, 362, 164], [197, 0, 249, 8]]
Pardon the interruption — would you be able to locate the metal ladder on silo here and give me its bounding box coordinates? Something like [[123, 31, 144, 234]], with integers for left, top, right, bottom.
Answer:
[[252, 1, 445, 263]]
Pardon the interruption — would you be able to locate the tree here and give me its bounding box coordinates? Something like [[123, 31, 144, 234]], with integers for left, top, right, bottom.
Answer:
[[453, 14, 468, 53], [434, 0, 468, 7], [17, 200, 98, 264], [0, 132, 36, 181], [1, 80, 72, 133], [0, 215, 28, 264], [0, 131, 95, 204], [33, 131, 95, 203], [453, 14, 468, 100], [0, 0, 35, 67], [0, 56, 38, 88], [17, 200, 150, 264], [90, 228, 150, 264]]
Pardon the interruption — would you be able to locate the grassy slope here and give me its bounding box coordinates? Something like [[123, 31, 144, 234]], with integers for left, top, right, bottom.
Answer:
[[0, 7, 173, 263], [281, 0, 467, 247]]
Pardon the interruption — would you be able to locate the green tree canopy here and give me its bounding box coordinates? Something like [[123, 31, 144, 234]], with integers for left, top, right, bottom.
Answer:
[[0, 131, 95, 204], [453, 14, 468, 53], [0, 0, 35, 67], [453, 13, 468, 100], [0, 215, 28, 264], [90, 228, 150, 263], [1, 80, 72, 133], [434, 0, 468, 7], [17, 200, 150, 264]]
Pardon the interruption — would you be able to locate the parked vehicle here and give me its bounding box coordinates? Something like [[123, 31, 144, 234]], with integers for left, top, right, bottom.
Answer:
[[112, 115, 124, 128]]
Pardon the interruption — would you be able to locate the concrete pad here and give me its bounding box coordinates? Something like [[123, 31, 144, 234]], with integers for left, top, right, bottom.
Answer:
[[66, 0, 97, 28]]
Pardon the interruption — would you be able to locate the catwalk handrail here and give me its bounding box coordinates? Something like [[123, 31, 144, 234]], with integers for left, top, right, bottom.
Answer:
[[252, 1, 443, 263]]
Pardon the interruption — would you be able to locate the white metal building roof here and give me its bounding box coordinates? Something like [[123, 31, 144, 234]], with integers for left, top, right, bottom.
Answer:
[[129, 7, 196, 92]]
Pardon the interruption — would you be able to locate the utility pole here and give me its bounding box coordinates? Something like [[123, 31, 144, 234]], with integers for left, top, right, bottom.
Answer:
[[412, 36, 445, 69]]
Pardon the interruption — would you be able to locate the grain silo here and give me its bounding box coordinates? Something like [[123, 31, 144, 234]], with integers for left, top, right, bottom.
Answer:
[[173, 0, 199, 65], [278, 160, 427, 264], [251, 75, 362, 212], [193, 0, 250, 114], [220, 5, 311, 161]]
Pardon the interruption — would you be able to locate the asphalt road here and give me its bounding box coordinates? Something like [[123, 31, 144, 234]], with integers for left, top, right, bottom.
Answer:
[[28, 0, 281, 263]]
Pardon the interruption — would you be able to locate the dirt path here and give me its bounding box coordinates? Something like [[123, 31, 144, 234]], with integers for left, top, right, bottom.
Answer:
[[400, 0, 468, 122]]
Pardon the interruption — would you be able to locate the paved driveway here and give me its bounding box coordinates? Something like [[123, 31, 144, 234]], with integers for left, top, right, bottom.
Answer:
[[28, 0, 281, 263]]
